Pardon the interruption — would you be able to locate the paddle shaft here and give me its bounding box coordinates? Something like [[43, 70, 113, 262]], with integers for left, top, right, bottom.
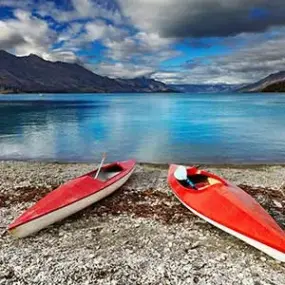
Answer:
[[95, 153, 106, 179]]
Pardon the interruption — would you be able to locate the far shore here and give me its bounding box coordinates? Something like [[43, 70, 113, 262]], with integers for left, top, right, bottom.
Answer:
[[1, 158, 285, 168], [0, 161, 284, 284]]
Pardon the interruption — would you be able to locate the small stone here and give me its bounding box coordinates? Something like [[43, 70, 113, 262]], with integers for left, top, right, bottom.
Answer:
[[0, 268, 14, 279], [217, 253, 227, 261], [273, 200, 282, 208], [260, 256, 267, 262], [242, 278, 254, 285], [190, 241, 200, 250], [193, 276, 199, 283]]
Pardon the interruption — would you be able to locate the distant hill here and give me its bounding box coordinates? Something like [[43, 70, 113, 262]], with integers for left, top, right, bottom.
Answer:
[[114, 77, 173, 93], [239, 71, 285, 93], [170, 84, 242, 93], [0, 50, 174, 94]]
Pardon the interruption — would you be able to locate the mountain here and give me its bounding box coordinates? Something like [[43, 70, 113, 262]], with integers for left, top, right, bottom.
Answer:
[[239, 71, 285, 92], [115, 77, 172, 93], [0, 50, 174, 93], [170, 84, 242, 93]]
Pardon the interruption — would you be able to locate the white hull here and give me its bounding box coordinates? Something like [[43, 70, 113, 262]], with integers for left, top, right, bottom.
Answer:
[[174, 194, 285, 262], [10, 169, 134, 238]]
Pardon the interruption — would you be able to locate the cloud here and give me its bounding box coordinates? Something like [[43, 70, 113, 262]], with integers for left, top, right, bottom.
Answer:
[[118, 0, 285, 38], [45, 49, 79, 63], [92, 62, 154, 78], [0, 0, 32, 9], [153, 30, 285, 84], [92, 30, 180, 78], [0, 8, 82, 63], [0, 21, 27, 49], [85, 20, 128, 41], [37, 0, 123, 24], [103, 31, 178, 63], [0, 10, 56, 56]]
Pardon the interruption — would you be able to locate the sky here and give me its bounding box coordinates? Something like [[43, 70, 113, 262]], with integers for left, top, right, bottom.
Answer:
[[1, 0, 285, 85]]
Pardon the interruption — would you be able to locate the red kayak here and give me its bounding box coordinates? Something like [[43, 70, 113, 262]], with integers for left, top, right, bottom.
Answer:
[[9, 159, 136, 238], [168, 164, 285, 262]]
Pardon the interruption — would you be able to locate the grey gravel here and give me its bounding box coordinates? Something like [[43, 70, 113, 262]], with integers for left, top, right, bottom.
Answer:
[[0, 161, 284, 285]]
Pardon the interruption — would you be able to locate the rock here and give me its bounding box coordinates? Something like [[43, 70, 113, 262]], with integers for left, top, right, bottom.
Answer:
[[273, 200, 282, 208], [216, 253, 228, 262], [242, 278, 254, 285], [193, 276, 199, 283], [260, 256, 267, 262], [190, 241, 200, 250]]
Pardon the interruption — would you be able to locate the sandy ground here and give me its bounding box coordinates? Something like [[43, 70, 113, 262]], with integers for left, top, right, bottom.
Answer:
[[0, 161, 284, 285]]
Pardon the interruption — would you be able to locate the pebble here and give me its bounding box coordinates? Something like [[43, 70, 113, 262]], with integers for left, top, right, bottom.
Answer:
[[216, 253, 228, 262], [273, 200, 282, 208], [190, 241, 200, 250], [260, 257, 267, 262]]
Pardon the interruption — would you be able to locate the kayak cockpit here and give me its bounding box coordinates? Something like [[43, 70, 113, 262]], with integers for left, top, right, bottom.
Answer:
[[90, 164, 123, 181], [174, 166, 223, 190], [191, 174, 220, 188], [178, 174, 222, 190]]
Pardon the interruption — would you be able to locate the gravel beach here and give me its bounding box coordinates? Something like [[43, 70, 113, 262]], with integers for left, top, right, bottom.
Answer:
[[0, 161, 285, 285]]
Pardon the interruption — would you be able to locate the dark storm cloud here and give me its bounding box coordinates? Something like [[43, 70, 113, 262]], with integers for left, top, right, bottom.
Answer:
[[118, 0, 285, 38]]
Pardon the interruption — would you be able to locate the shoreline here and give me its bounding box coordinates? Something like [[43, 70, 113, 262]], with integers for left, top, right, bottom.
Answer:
[[0, 161, 284, 284], [2, 159, 285, 168]]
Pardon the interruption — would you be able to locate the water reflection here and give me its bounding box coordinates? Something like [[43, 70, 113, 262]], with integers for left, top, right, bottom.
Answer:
[[0, 93, 285, 163]]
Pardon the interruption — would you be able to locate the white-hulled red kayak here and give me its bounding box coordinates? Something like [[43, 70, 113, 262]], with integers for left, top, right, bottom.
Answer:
[[9, 160, 136, 238], [168, 164, 285, 262]]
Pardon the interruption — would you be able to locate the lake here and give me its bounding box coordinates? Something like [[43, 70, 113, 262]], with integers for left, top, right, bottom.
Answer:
[[0, 93, 285, 164]]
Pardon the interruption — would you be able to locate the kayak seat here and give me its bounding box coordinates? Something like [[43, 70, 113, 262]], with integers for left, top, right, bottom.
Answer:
[[96, 171, 121, 181], [207, 177, 223, 186], [189, 174, 222, 188], [188, 175, 209, 189], [92, 164, 123, 181], [195, 182, 209, 189], [177, 175, 210, 190], [176, 172, 222, 190]]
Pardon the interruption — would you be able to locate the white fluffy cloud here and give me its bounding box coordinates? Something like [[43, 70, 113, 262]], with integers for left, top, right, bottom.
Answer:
[[37, 0, 122, 24], [92, 62, 154, 78], [0, 10, 56, 57], [85, 20, 128, 41], [0, 8, 83, 63]]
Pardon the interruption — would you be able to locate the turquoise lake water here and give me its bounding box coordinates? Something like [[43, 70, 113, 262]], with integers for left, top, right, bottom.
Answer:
[[0, 93, 284, 164]]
